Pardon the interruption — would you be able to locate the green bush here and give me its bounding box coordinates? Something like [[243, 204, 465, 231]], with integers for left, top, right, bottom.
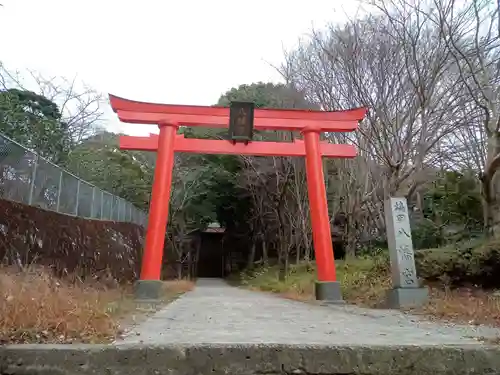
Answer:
[[233, 238, 500, 295], [415, 239, 500, 288], [412, 219, 445, 250]]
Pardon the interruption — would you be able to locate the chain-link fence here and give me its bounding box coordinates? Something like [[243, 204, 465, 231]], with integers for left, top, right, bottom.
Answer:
[[0, 133, 148, 226]]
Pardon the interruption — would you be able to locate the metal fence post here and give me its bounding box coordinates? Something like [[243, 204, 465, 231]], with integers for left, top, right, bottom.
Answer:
[[28, 154, 39, 205], [118, 199, 123, 221], [114, 198, 119, 221], [100, 190, 104, 219], [109, 195, 112, 220], [90, 186, 96, 218], [74, 179, 81, 215], [55, 170, 63, 212], [28, 154, 38, 205], [117, 198, 121, 221]]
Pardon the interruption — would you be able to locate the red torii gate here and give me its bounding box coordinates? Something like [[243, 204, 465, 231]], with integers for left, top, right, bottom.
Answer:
[[109, 94, 367, 302]]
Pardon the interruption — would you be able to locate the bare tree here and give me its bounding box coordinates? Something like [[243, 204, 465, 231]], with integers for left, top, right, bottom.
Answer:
[[0, 63, 104, 143], [372, 0, 500, 235], [279, 7, 466, 250], [239, 138, 301, 278]]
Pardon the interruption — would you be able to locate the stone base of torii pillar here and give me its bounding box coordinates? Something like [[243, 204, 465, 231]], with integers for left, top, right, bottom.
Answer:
[[134, 280, 163, 301]]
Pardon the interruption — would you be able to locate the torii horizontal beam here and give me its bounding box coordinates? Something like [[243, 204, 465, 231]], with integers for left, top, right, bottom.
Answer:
[[115, 110, 358, 132], [110, 94, 366, 121], [110, 95, 367, 132], [120, 134, 357, 158]]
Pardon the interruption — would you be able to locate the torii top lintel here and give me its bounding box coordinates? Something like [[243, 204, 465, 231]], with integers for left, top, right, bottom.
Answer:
[[109, 94, 367, 133]]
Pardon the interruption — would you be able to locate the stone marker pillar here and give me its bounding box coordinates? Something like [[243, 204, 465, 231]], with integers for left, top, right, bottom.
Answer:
[[384, 197, 428, 308]]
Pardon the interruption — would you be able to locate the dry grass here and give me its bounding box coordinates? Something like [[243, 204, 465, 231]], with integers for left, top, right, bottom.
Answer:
[[415, 287, 500, 327], [239, 257, 500, 328], [0, 266, 194, 344]]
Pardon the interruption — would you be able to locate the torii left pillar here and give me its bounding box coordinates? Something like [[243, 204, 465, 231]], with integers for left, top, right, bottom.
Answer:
[[134, 122, 177, 300]]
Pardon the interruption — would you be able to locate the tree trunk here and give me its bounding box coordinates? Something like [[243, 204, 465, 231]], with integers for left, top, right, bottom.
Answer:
[[187, 250, 192, 280], [296, 243, 301, 264], [278, 250, 285, 281], [304, 241, 311, 263], [482, 195, 500, 238], [262, 238, 268, 265], [345, 220, 357, 258], [247, 241, 256, 269], [176, 262, 182, 280], [278, 240, 289, 281], [285, 249, 289, 275], [483, 131, 500, 238]]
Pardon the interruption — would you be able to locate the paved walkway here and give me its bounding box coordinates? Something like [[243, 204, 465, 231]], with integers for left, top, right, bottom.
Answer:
[[116, 278, 500, 346]]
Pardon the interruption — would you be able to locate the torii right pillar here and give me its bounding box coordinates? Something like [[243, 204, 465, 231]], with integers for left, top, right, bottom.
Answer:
[[303, 128, 342, 302]]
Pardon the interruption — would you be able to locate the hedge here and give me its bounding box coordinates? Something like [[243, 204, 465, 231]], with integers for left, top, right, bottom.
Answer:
[[414, 239, 500, 288]]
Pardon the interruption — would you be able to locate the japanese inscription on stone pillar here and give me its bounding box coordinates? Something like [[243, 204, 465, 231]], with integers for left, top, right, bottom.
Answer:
[[384, 197, 419, 288]]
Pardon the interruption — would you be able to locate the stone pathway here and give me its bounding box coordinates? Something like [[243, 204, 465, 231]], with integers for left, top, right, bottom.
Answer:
[[116, 278, 500, 346]]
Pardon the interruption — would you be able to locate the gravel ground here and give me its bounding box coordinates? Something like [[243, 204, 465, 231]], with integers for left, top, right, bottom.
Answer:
[[116, 278, 500, 346]]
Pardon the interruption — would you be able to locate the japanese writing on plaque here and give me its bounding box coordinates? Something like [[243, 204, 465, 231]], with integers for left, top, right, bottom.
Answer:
[[235, 108, 248, 135], [386, 197, 419, 288], [393, 200, 406, 212], [397, 244, 413, 260], [393, 200, 406, 223], [397, 227, 411, 238], [401, 267, 416, 285]]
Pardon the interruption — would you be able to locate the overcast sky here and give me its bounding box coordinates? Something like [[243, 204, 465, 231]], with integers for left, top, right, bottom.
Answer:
[[0, 0, 361, 135]]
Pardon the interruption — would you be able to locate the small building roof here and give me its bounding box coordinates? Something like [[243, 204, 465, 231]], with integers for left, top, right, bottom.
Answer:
[[204, 222, 225, 233]]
